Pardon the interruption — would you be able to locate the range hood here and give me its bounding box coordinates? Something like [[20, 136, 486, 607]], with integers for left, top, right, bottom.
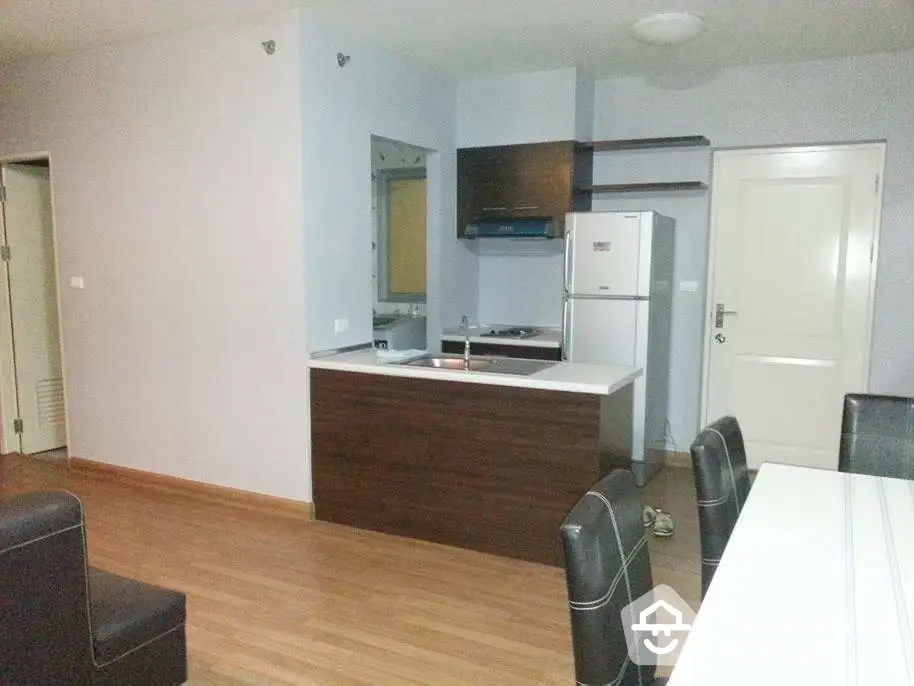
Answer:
[[463, 217, 555, 239]]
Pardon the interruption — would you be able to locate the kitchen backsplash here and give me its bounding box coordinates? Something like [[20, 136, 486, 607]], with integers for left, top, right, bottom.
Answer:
[[475, 239, 564, 327]]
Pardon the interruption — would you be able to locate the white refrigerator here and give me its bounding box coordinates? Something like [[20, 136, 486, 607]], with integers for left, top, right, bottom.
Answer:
[[563, 211, 675, 481]]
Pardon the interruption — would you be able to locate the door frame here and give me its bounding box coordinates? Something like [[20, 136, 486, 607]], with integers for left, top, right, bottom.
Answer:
[[699, 141, 887, 429], [0, 152, 70, 455]]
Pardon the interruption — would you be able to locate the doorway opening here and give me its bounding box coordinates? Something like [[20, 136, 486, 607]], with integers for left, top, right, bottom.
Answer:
[[0, 157, 68, 459], [370, 135, 430, 351]]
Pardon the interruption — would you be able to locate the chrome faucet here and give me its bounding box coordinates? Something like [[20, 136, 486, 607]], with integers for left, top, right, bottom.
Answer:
[[459, 315, 471, 369]]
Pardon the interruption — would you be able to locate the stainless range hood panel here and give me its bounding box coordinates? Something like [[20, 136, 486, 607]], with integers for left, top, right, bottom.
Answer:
[[464, 217, 555, 239]]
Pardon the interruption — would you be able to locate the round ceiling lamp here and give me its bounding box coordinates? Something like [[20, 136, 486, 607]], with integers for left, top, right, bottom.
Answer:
[[631, 12, 704, 46]]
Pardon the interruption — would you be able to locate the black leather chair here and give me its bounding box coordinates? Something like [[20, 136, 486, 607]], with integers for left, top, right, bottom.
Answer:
[[689, 416, 751, 599], [0, 490, 187, 685], [560, 469, 666, 686], [839, 393, 914, 480]]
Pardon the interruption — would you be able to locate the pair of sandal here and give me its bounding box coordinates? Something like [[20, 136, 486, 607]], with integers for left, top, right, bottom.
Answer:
[[643, 506, 674, 538]]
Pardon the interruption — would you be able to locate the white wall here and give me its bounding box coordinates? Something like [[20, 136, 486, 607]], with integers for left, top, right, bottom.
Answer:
[[575, 70, 595, 142], [458, 67, 588, 327], [475, 241, 564, 327], [593, 49, 914, 451], [0, 11, 310, 499], [301, 15, 470, 352], [457, 68, 579, 148]]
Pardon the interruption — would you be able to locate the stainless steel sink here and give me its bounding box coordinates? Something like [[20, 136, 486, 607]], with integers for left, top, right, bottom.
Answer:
[[399, 354, 556, 376], [403, 356, 494, 371]]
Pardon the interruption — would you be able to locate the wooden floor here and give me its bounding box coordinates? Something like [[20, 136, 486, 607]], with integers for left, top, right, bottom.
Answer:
[[0, 455, 700, 685]]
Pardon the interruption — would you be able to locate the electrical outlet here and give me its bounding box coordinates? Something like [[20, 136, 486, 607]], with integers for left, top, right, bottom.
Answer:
[[334, 318, 349, 333]]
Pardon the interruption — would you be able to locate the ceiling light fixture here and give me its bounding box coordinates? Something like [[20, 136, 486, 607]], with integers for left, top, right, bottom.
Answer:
[[631, 12, 704, 47]]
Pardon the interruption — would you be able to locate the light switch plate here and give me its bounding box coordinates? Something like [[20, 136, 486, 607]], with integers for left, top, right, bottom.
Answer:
[[69, 276, 85, 290], [334, 318, 349, 333], [679, 280, 699, 293]]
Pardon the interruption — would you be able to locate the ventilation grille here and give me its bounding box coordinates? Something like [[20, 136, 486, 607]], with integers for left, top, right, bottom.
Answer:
[[37, 378, 64, 427]]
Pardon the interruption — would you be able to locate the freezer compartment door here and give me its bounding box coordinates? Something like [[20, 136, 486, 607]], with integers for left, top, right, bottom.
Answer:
[[566, 212, 647, 297], [565, 297, 648, 367]]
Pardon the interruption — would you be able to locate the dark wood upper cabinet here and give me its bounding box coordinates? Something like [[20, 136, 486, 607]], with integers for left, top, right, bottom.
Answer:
[[457, 141, 593, 237]]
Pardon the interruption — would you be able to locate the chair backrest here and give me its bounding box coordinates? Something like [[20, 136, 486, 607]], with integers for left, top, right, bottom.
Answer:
[[690, 415, 751, 599], [0, 490, 93, 683], [560, 469, 655, 686], [840, 393, 914, 480]]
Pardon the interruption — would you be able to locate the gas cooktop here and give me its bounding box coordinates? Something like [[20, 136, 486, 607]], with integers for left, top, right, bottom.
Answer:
[[480, 327, 543, 340]]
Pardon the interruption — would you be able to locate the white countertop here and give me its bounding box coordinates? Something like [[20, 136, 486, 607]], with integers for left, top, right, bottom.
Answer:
[[308, 348, 640, 396], [669, 463, 914, 685], [440, 325, 562, 348]]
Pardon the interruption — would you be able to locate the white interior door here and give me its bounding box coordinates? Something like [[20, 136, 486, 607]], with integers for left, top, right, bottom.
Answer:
[[703, 144, 884, 470], [0, 163, 66, 454]]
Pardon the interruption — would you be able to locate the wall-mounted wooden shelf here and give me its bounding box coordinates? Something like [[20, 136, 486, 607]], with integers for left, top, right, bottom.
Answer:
[[580, 136, 710, 152], [580, 181, 708, 194]]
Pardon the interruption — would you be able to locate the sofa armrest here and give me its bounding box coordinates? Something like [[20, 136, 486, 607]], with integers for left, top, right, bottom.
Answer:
[[0, 490, 93, 682], [0, 490, 83, 554]]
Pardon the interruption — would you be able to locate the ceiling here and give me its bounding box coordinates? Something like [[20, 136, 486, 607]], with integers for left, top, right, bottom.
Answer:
[[2, 0, 914, 78], [0, 0, 296, 64]]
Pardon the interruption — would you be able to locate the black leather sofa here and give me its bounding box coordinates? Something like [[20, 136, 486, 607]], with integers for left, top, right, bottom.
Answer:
[[0, 490, 187, 685]]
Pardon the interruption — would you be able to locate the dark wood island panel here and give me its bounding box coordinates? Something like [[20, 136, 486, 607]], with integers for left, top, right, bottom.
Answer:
[[310, 369, 633, 566]]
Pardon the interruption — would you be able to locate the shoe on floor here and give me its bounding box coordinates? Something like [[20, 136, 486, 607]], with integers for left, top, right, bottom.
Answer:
[[643, 506, 657, 528], [651, 509, 675, 538]]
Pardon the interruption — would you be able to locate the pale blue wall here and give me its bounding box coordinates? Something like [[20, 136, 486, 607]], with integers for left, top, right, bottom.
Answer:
[[592, 50, 914, 450], [301, 15, 473, 353]]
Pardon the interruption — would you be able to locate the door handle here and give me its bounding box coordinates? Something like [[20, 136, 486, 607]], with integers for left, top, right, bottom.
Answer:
[[715, 303, 738, 328], [562, 299, 572, 361], [512, 206, 540, 211]]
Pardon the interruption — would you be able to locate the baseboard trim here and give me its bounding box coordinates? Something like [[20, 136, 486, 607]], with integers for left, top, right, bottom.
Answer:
[[69, 458, 313, 523], [632, 455, 666, 487]]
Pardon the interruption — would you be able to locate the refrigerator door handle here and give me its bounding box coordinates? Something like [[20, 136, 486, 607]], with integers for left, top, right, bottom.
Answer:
[[562, 298, 572, 361], [564, 228, 573, 293]]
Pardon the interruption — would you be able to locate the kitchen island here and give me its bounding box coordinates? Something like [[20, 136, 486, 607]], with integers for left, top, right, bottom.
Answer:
[[308, 349, 640, 566]]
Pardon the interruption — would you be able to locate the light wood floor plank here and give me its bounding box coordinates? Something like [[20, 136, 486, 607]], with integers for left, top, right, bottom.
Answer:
[[0, 454, 700, 684]]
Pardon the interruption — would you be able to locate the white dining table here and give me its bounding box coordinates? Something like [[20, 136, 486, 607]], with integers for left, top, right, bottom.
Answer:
[[668, 462, 914, 685]]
